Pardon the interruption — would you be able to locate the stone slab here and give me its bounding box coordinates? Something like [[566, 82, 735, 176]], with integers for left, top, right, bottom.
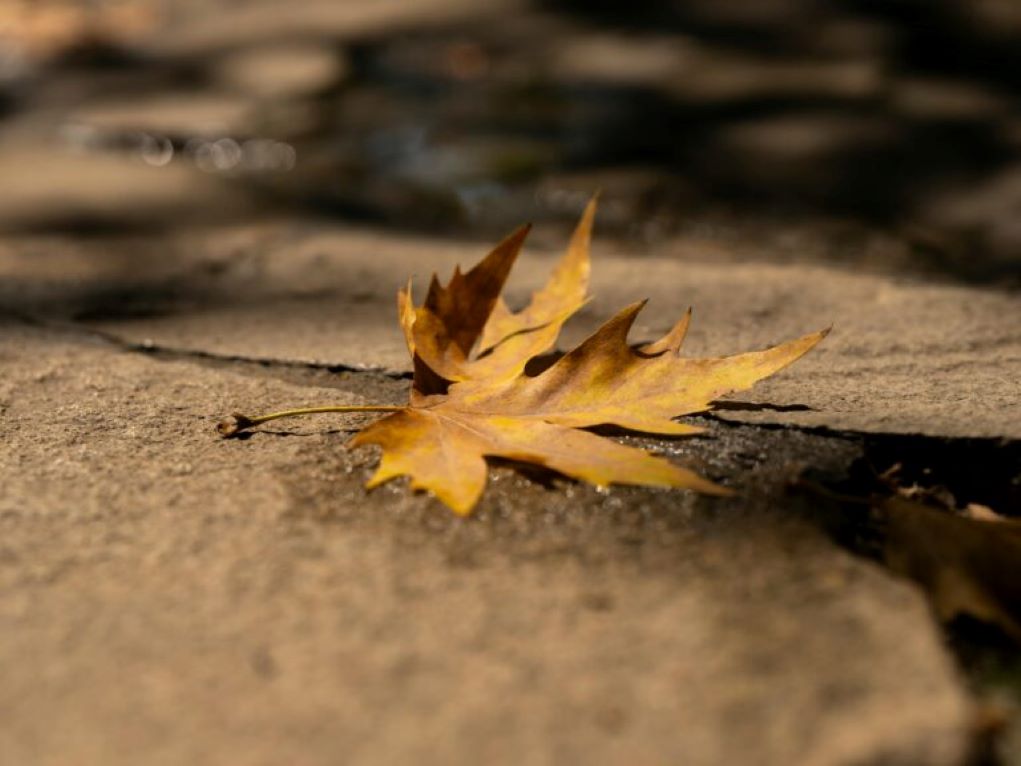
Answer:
[[2, 222, 1013, 438], [0, 321, 969, 765]]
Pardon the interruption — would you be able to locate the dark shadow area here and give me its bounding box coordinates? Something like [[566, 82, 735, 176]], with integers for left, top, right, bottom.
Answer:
[[854, 433, 1021, 517], [0, 0, 1016, 314], [790, 426, 1021, 762], [711, 400, 815, 413], [277, 0, 1020, 283]]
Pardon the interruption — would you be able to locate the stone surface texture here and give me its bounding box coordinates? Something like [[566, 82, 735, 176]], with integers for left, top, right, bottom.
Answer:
[[1, 0, 1018, 762], [3, 223, 1015, 437], [0, 319, 971, 766]]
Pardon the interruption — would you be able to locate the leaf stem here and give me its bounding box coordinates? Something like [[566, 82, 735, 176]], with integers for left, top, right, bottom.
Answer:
[[217, 405, 402, 437]]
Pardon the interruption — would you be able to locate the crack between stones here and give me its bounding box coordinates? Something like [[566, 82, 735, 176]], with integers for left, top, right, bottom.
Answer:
[[703, 412, 1019, 511], [13, 311, 1014, 454], [8, 311, 1016, 509], [6, 312, 413, 380], [705, 410, 1019, 449]]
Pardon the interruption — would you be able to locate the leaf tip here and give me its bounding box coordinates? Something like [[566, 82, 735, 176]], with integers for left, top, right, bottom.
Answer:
[[676, 470, 735, 497], [628, 298, 650, 318], [363, 460, 397, 490], [410, 479, 479, 516], [447, 501, 476, 517], [503, 222, 533, 250], [804, 325, 832, 349], [706, 483, 737, 497]]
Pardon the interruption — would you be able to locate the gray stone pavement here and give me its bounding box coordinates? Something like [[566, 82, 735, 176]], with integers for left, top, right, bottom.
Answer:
[[0, 0, 1018, 762], [0, 317, 970, 766], [4, 221, 1017, 436], [5, 218, 1017, 764]]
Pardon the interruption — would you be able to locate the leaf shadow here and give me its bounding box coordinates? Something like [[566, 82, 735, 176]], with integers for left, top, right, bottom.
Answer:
[[712, 400, 815, 413], [584, 423, 709, 443], [486, 457, 564, 490], [523, 351, 564, 377], [235, 428, 359, 440]]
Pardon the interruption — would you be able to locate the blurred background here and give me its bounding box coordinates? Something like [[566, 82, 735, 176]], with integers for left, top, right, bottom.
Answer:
[[0, 0, 1018, 285]]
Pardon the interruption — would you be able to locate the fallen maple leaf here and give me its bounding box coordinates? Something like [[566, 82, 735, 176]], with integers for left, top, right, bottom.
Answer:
[[0, 1, 155, 64], [220, 199, 828, 514], [882, 496, 1021, 641]]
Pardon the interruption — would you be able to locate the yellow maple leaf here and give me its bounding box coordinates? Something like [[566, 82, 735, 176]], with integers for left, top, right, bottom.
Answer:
[[221, 200, 828, 515], [405, 198, 594, 390], [0, 1, 155, 63]]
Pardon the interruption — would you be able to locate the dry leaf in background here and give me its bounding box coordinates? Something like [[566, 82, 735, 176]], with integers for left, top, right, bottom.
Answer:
[[797, 464, 1021, 642], [0, 1, 154, 65], [882, 496, 1021, 641], [222, 199, 828, 514]]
